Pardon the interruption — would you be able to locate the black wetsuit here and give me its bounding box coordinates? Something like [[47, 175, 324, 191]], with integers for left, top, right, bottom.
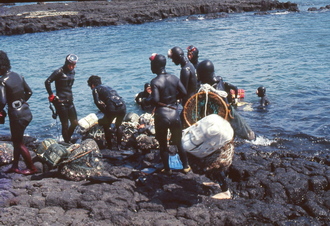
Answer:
[[257, 96, 270, 110], [179, 57, 197, 106], [92, 84, 126, 149], [146, 70, 189, 171], [213, 76, 238, 104], [135, 84, 153, 112], [45, 66, 77, 143], [0, 71, 35, 172], [0, 71, 32, 143], [190, 60, 199, 73]]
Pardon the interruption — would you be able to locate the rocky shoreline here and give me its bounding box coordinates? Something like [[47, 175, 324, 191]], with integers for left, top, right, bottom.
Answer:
[[0, 126, 329, 225], [1, 0, 329, 225], [0, 0, 299, 35]]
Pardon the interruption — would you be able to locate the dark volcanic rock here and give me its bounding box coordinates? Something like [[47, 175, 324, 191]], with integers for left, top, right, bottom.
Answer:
[[0, 135, 329, 225], [0, 0, 299, 35]]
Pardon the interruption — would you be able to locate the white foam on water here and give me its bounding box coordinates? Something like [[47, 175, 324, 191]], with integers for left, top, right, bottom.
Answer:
[[247, 135, 275, 146]]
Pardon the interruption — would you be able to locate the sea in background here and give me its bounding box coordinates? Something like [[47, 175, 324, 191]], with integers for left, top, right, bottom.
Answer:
[[0, 0, 329, 159]]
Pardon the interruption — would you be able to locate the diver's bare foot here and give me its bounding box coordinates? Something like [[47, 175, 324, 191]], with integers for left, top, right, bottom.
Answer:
[[160, 169, 172, 175], [21, 168, 38, 175], [5, 168, 22, 174], [202, 182, 220, 187], [211, 190, 231, 199], [182, 165, 191, 174]]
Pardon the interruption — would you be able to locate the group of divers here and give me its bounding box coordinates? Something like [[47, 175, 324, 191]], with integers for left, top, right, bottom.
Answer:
[[0, 46, 269, 199]]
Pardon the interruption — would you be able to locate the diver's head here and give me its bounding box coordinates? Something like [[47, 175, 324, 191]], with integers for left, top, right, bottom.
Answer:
[[149, 53, 166, 74], [87, 75, 102, 88], [256, 86, 266, 97], [0, 50, 11, 76], [144, 82, 151, 94], [187, 45, 199, 64], [168, 46, 184, 65], [197, 59, 215, 84], [64, 54, 78, 71]]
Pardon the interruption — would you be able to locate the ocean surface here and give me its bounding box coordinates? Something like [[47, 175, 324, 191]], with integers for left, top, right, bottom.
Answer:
[[0, 0, 329, 159]]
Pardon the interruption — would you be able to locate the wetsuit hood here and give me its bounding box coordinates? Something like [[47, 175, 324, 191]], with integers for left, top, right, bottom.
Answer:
[[144, 82, 151, 91], [168, 46, 184, 65], [64, 54, 78, 65], [0, 50, 11, 76], [187, 45, 199, 65], [150, 53, 166, 75], [257, 86, 266, 97], [197, 59, 216, 85]]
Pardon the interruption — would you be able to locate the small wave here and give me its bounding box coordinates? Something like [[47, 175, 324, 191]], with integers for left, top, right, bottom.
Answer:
[[271, 11, 290, 15], [247, 135, 275, 146]]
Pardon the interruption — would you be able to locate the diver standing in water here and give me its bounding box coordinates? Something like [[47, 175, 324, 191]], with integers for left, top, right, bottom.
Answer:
[[145, 53, 190, 175], [168, 46, 197, 106], [0, 50, 37, 175], [45, 54, 78, 143], [87, 75, 126, 150], [256, 86, 270, 109], [135, 82, 153, 113]]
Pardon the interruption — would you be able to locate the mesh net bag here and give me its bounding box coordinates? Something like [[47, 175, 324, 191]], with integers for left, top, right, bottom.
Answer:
[[187, 141, 234, 176], [59, 139, 103, 181], [183, 91, 229, 127]]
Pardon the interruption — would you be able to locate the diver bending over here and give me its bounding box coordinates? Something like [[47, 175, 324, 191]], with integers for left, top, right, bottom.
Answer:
[[87, 75, 126, 150], [145, 53, 190, 175]]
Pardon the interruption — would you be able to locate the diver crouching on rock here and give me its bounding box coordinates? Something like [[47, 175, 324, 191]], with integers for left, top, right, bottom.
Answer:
[[87, 75, 126, 150], [145, 53, 190, 175], [0, 50, 37, 175]]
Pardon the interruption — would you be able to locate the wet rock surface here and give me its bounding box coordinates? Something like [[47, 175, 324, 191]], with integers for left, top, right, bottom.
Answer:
[[0, 0, 299, 35], [0, 134, 329, 225]]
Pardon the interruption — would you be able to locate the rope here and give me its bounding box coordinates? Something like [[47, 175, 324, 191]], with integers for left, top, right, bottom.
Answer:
[[60, 149, 93, 164], [195, 93, 198, 123], [198, 84, 228, 98]]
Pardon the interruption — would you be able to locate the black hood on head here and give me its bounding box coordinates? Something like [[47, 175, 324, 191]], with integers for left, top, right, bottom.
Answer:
[[197, 59, 215, 84], [150, 53, 166, 74], [257, 86, 266, 97]]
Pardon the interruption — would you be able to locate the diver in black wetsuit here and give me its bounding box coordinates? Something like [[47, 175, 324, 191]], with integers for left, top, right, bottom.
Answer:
[[0, 50, 37, 175], [187, 45, 200, 72], [45, 54, 78, 143], [87, 75, 126, 150], [197, 59, 255, 141], [256, 86, 270, 109], [168, 46, 197, 106], [135, 82, 153, 113], [197, 59, 239, 105], [145, 53, 190, 175]]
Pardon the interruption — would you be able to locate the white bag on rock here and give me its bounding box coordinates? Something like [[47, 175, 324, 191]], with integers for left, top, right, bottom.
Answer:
[[78, 113, 99, 133], [182, 114, 234, 158]]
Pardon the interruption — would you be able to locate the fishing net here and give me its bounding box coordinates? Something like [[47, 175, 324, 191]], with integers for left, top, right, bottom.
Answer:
[[183, 85, 229, 127], [187, 141, 234, 176], [58, 139, 103, 181], [34, 138, 72, 172], [229, 107, 256, 140]]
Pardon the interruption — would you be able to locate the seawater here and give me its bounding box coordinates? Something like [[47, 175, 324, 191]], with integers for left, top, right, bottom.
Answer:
[[0, 0, 329, 158]]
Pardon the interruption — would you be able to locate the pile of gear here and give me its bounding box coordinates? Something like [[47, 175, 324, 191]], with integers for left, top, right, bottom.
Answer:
[[34, 138, 103, 181]]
